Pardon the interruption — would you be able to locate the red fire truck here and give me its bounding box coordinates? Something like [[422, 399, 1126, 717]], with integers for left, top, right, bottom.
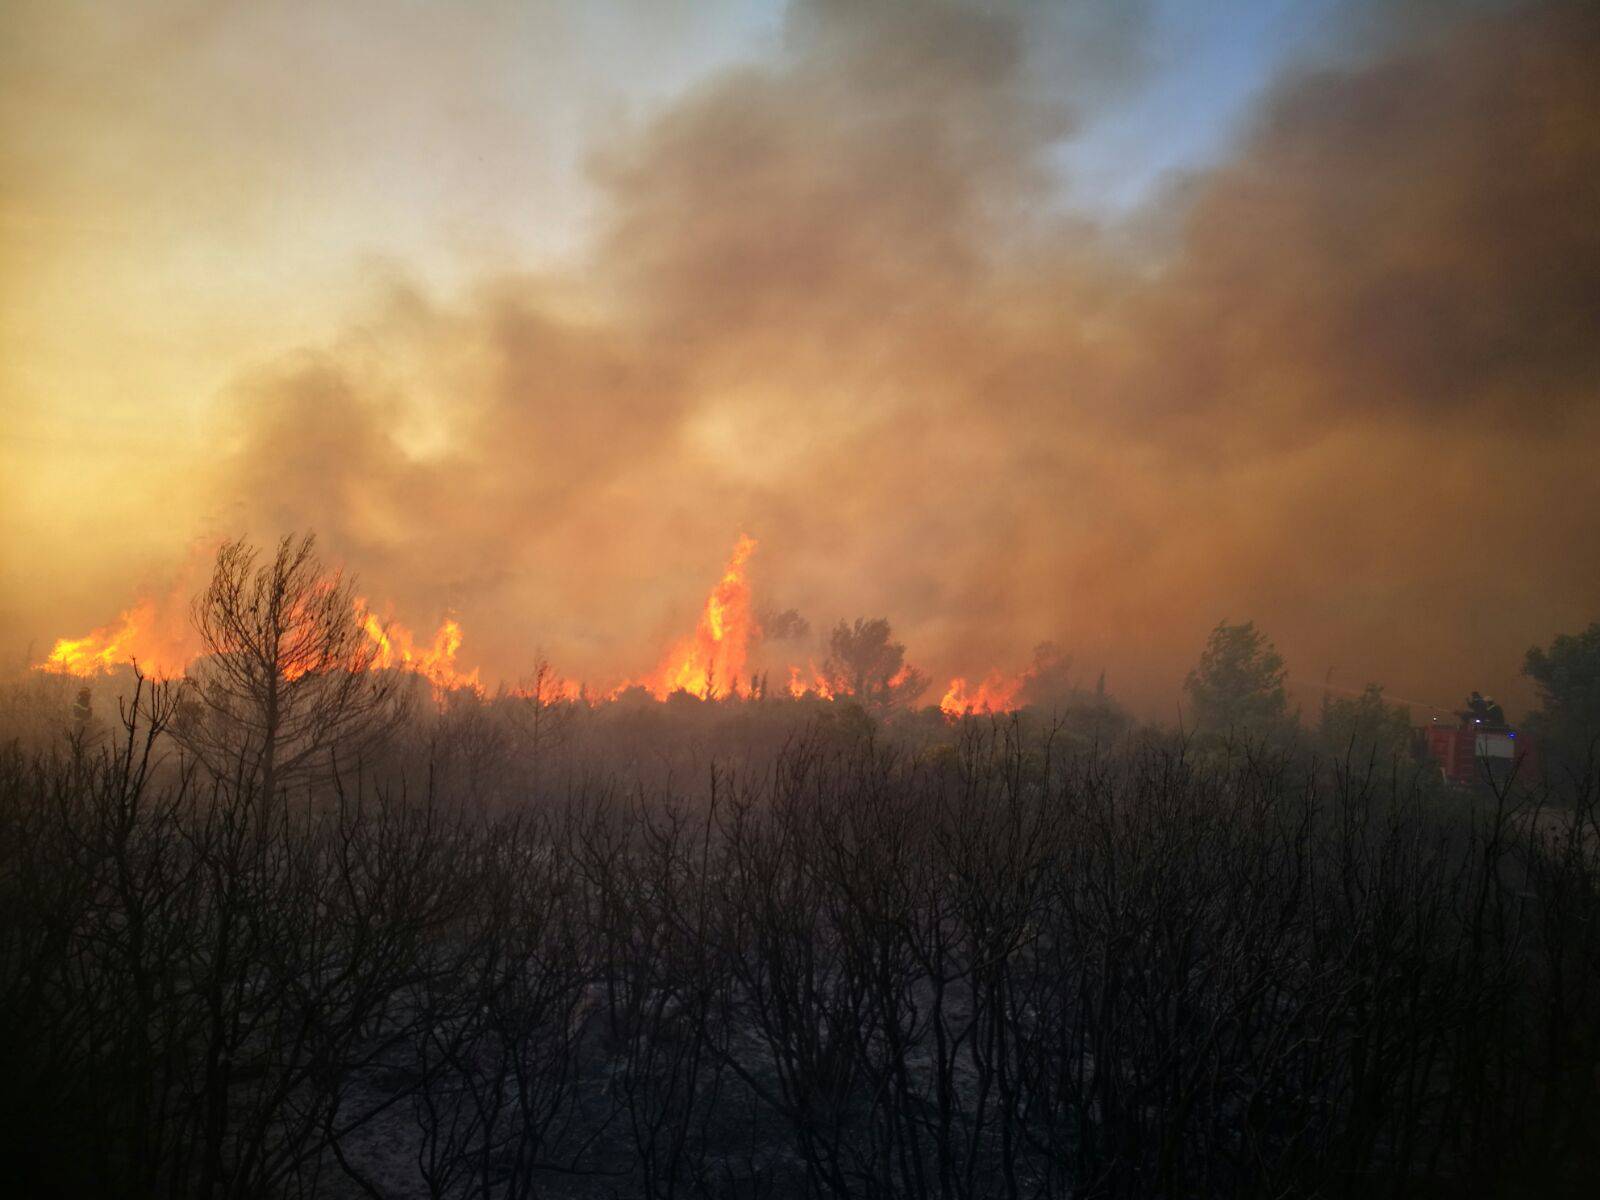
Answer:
[[1422, 710, 1538, 787]]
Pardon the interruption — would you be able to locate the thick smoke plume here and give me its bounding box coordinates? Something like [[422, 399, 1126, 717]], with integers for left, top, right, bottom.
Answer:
[[29, 0, 1600, 713]]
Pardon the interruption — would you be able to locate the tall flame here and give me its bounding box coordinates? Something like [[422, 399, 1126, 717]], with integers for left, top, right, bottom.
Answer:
[[636, 534, 759, 699]]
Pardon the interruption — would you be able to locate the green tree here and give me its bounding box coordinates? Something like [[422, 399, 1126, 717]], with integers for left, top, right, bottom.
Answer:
[[1184, 620, 1289, 737], [1523, 622, 1600, 773]]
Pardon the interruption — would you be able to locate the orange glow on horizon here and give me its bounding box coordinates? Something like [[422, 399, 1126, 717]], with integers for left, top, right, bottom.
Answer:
[[34, 594, 485, 698], [34, 534, 1059, 716]]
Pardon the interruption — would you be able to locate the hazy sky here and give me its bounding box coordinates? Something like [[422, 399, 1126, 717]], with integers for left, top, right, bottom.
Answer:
[[3, 0, 1596, 717]]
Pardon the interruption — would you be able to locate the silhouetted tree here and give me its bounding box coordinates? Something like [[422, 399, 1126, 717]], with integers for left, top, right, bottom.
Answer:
[[822, 617, 928, 710], [1184, 619, 1289, 737], [1523, 621, 1600, 776], [760, 607, 810, 642], [1319, 682, 1412, 767], [176, 533, 404, 797]]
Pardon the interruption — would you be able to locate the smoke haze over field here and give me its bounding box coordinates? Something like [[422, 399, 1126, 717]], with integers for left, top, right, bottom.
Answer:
[[4, 0, 1598, 715]]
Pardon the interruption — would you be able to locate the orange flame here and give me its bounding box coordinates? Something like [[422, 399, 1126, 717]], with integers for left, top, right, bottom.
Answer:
[[34, 594, 485, 697], [35, 600, 195, 680], [785, 662, 836, 700], [633, 535, 759, 699], [357, 605, 482, 695], [509, 664, 586, 705], [940, 669, 1028, 717], [35, 533, 1055, 717]]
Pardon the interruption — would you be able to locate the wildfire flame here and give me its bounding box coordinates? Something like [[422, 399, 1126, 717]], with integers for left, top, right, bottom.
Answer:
[[632, 534, 759, 699], [35, 600, 194, 680], [34, 533, 1066, 720], [35, 595, 484, 698], [357, 606, 482, 694], [510, 665, 585, 705], [940, 669, 1029, 717], [785, 662, 836, 700]]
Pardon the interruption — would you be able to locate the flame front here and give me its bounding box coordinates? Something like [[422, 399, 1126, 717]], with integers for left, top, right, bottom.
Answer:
[[36, 600, 193, 679], [36, 594, 484, 697], [509, 663, 585, 704], [786, 662, 835, 700], [34, 533, 1060, 717], [637, 534, 759, 699], [940, 670, 1028, 717], [358, 606, 482, 694]]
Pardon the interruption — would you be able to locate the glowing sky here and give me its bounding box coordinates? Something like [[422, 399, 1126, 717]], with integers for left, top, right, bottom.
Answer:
[[4, 0, 1596, 717]]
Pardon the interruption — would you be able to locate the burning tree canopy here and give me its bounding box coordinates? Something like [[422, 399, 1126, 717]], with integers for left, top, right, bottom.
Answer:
[[177, 534, 408, 796], [822, 617, 928, 711]]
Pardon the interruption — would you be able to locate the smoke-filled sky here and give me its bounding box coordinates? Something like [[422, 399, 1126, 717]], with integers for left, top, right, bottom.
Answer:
[[3, 0, 1597, 717]]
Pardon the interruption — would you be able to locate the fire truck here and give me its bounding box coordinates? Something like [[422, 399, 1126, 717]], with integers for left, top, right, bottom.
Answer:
[[1422, 694, 1538, 786]]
